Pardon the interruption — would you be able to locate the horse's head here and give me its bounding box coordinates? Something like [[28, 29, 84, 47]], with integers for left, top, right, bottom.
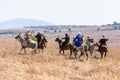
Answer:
[[93, 42, 99, 47], [55, 37, 59, 42], [55, 37, 62, 43], [42, 36, 48, 43], [15, 34, 19, 39], [90, 39, 94, 43], [15, 34, 25, 42]]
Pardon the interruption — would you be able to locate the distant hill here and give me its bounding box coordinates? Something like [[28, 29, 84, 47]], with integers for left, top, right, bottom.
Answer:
[[0, 18, 53, 29]]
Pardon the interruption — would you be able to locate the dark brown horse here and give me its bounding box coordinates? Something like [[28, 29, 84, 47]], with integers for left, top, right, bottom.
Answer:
[[98, 45, 108, 59], [55, 37, 74, 58], [38, 36, 48, 53], [89, 42, 108, 59]]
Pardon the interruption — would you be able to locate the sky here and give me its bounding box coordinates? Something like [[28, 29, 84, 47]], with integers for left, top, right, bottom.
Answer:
[[0, 0, 120, 25]]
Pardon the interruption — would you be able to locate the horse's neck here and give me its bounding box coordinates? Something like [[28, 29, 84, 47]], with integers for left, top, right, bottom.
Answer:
[[57, 39, 62, 44], [20, 35, 30, 46], [20, 35, 25, 41], [59, 41, 61, 44], [91, 43, 97, 49], [41, 38, 44, 42], [57, 39, 62, 47], [87, 41, 91, 44], [20, 37, 25, 43]]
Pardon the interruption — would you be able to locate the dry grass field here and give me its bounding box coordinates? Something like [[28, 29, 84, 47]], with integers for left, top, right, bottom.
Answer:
[[0, 26, 120, 80]]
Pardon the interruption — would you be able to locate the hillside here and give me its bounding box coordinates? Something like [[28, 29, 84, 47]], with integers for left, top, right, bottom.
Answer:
[[0, 18, 53, 29]]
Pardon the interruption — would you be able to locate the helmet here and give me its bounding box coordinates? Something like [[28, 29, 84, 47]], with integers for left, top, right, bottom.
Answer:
[[78, 32, 81, 35], [101, 35, 105, 38], [65, 33, 68, 36], [87, 36, 90, 38]]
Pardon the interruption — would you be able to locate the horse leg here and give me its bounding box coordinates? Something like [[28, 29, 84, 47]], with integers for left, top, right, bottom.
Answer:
[[59, 49, 62, 54], [69, 49, 72, 58], [23, 48, 26, 54], [104, 52, 107, 58], [42, 48, 43, 53], [18, 47, 23, 54], [34, 49, 37, 53], [101, 52, 103, 59], [79, 52, 84, 58], [85, 51, 88, 60], [38, 48, 40, 53], [74, 50, 77, 59], [89, 49, 93, 56], [94, 49, 97, 53], [90, 52, 93, 56], [63, 50, 64, 55]]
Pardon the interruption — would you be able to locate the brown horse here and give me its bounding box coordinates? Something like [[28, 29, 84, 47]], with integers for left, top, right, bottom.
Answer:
[[38, 36, 48, 53], [89, 42, 108, 59], [55, 37, 74, 58], [98, 45, 108, 59]]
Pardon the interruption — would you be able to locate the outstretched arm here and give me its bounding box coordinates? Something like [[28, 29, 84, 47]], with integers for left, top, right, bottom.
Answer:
[[62, 37, 65, 39]]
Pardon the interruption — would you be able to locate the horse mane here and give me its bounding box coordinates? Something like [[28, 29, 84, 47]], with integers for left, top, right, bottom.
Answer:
[[19, 34, 25, 41], [41, 36, 48, 43], [57, 37, 62, 44], [55, 37, 63, 49]]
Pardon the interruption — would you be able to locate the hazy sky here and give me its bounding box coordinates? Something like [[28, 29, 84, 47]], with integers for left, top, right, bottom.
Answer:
[[0, 0, 120, 25]]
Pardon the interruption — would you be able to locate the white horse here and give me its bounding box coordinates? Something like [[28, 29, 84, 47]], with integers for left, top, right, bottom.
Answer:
[[73, 44, 88, 60], [87, 42, 99, 56], [73, 38, 88, 60], [15, 34, 38, 54]]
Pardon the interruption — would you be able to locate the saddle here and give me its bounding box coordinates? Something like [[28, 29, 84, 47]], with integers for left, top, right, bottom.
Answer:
[[98, 44, 108, 52], [101, 45, 107, 48], [60, 43, 69, 48], [64, 43, 69, 47]]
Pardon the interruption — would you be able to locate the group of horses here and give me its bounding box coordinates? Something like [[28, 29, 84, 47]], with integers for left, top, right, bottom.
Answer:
[[15, 34, 108, 59], [15, 34, 48, 54], [55, 37, 108, 60]]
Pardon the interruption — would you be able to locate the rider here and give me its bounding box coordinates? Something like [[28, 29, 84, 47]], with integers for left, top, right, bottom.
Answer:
[[62, 33, 70, 47], [82, 35, 86, 44], [98, 35, 108, 51], [73, 32, 83, 50], [25, 30, 31, 40], [35, 32, 42, 48], [24, 30, 32, 46], [86, 36, 93, 50]]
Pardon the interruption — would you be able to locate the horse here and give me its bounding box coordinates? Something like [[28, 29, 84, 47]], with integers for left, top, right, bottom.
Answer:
[[15, 34, 38, 54], [88, 41, 108, 59], [38, 36, 48, 53], [87, 42, 99, 56], [73, 42, 88, 60], [55, 37, 74, 58], [98, 45, 108, 59]]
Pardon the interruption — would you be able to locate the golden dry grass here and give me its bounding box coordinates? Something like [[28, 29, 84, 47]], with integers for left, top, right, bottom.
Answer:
[[0, 38, 120, 80]]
